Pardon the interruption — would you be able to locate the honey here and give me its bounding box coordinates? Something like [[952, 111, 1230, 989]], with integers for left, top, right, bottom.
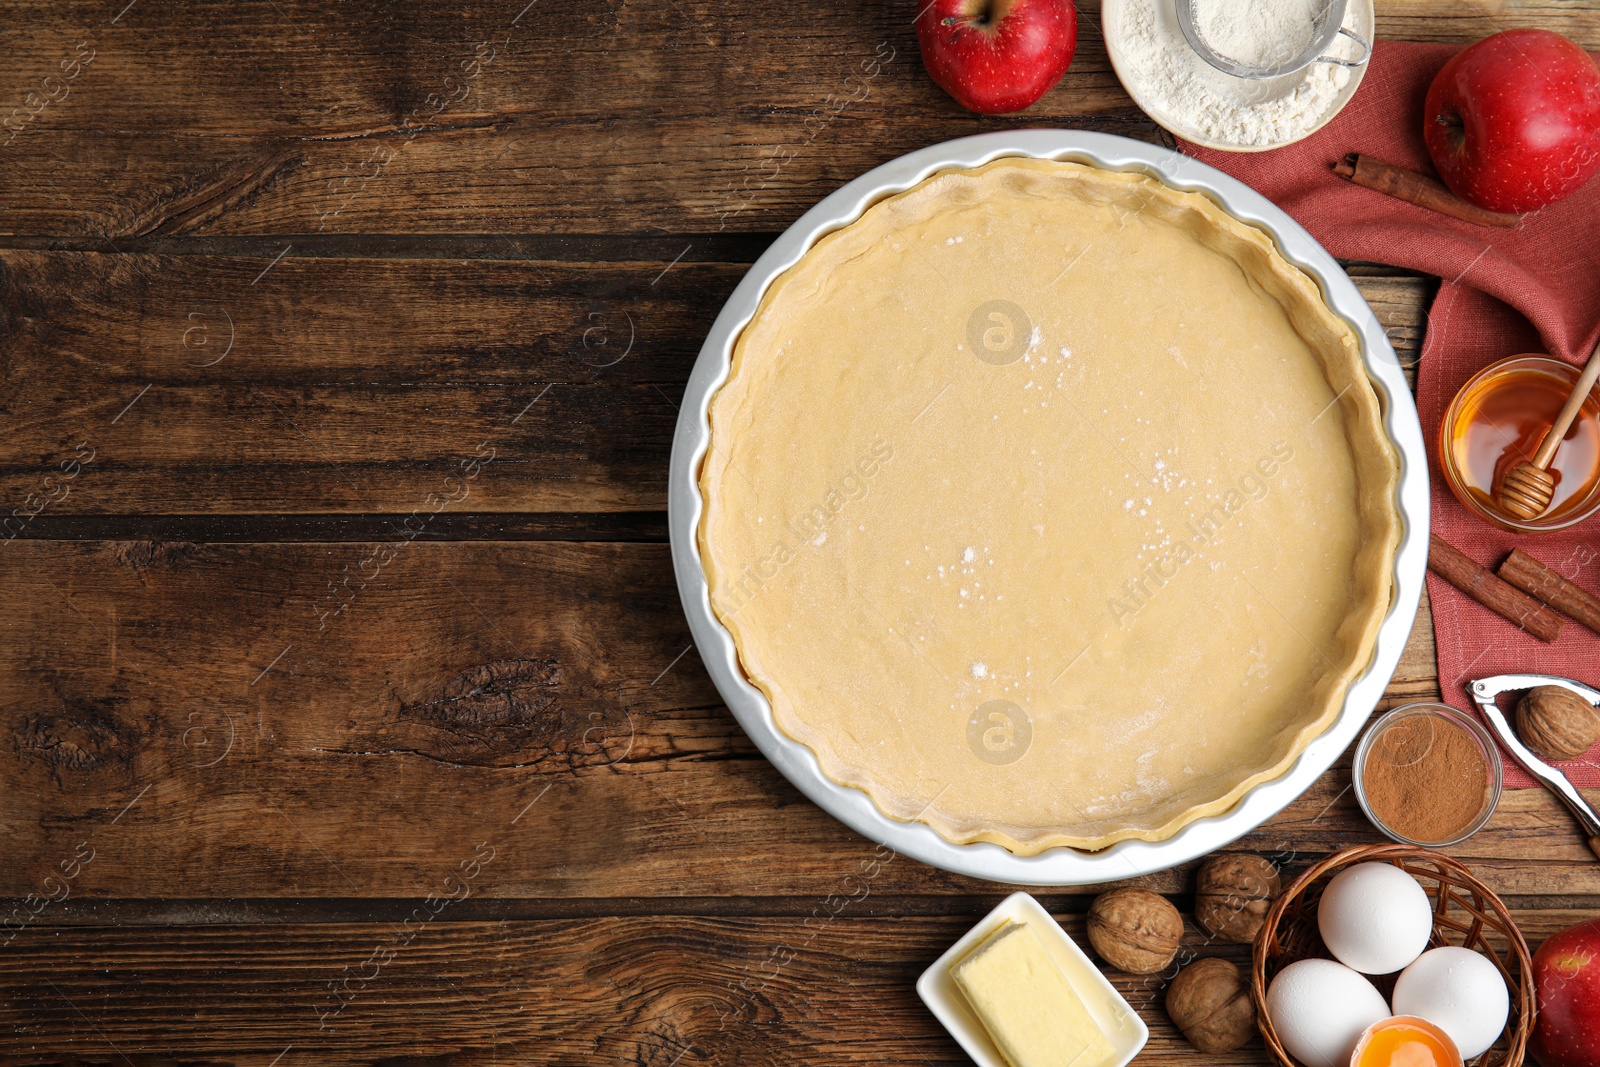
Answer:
[[1351, 1016, 1463, 1067], [1444, 358, 1600, 525]]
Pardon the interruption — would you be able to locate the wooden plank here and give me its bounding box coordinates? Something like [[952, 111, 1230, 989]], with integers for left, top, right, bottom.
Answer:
[[12, 511, 673, 542], [1380, 0, 1600, 47], [0, 250, 716, 387], [1359, 275, 1433, 391], [0, 251, 723, 513], [0, 253, 1431, 515], [0, 0, 1130, 238], [1, 909, 1588, 1065], [0, 1, 1594, 236], [2, 538, 1593, 902]]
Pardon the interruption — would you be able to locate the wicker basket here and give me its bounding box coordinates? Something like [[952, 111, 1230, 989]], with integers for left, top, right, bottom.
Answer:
[[1252, 843, 1535, 1067]]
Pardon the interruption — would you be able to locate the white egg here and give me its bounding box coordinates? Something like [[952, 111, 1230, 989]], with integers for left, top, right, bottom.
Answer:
[[1267, 958, 1392, 1067], [1318, 862, 1434, 974], [1393, 946, 1509, 1058]]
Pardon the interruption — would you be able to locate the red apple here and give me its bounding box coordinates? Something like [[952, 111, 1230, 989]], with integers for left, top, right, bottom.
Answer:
[[1533, 916, 1600, 1067], [916, 0, 1077, 115], [1424, 29, 1600, 214]]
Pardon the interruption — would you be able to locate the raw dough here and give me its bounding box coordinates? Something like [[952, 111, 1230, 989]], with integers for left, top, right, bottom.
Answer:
[[699, 158, 1399, 853]]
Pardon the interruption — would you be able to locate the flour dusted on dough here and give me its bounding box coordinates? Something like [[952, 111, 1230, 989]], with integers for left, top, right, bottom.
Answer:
[[1113, 0, 1355, 146], [699, 159, 1401, 854]]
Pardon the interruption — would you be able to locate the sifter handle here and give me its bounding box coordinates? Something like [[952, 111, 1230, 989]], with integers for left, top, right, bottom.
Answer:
[[1316, 28, 1372, 68]]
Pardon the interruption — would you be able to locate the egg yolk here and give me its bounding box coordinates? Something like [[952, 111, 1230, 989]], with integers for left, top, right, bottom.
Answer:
[[1353, 1018, 1463, 1067]]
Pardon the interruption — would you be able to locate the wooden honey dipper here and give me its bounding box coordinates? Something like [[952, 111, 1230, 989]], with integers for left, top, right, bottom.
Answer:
[[1496, 339, 1600, 520]]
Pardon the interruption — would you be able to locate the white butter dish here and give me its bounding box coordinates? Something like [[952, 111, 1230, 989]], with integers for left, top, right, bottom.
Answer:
[[917, 892, 1149, 1067]]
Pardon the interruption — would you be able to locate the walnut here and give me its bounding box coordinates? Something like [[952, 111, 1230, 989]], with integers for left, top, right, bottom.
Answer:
[[1087, 888, 1183, 974], [1166, 957, 1256, 1053], [1194, 853, 1281, 944], [1517, 685, 1600, 762]]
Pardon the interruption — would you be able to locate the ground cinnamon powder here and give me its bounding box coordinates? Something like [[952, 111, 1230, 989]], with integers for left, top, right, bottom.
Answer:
[[1362, 714, 1491, 843]]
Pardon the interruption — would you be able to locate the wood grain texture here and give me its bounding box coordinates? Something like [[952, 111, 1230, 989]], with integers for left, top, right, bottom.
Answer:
[[0, 0, 1122, 238], [0, 253, 1430, 515], [1, 539, 1594, 904], [0, 0, 1594, 236], [0, 251, 708, 513], [3, 0, 1597, 1062], [1, 909, 1591, 1066]]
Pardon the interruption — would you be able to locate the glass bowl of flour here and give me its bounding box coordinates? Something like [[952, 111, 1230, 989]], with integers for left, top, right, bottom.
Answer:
[[1103, 0, 1374, 151]]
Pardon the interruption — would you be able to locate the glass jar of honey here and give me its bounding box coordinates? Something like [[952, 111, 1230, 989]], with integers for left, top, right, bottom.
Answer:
[[1440, 354, 1600, 532]]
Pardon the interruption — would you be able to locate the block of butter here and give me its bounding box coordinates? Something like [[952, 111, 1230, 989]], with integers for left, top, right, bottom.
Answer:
[[952, 921, 1117, 1067]]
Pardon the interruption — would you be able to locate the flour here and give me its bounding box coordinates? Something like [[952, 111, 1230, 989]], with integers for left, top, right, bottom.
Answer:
[[1193, 0, 1325, 69], [1113, 0, 1358, 146]]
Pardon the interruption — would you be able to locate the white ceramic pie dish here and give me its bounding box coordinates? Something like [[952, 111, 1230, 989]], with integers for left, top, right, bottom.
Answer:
[[668, 130, 1428, 885]]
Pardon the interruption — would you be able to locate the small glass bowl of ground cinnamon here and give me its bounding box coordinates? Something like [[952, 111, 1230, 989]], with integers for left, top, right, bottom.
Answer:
[[1353, 703, 1504, 847]]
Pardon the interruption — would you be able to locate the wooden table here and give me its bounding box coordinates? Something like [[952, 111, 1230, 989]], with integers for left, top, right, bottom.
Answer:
[[2, 1, 1597, 1063]]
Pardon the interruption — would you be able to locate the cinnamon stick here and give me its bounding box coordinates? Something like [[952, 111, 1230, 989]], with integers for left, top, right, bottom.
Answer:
[[1428, 534, 1564, 643], [1332, 154, 1523, 229], [1498, 548, 1600, 637]]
